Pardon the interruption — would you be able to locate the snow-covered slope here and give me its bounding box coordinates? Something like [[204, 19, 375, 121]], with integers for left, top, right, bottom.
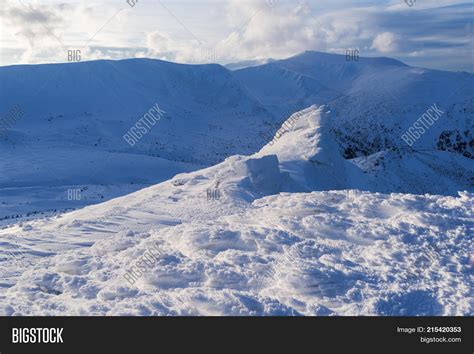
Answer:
[[0, 59, 276, 165], [1, 106, 471, 316], [352, 149, 473, 195]]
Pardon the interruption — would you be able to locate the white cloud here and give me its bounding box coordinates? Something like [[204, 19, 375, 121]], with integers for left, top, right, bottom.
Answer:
[[371, 32, 399, 53], [144, 30, 220, 64], [146, 31, 175, 58], [211, 1, 362, 61], [0, 0, 66, 61]]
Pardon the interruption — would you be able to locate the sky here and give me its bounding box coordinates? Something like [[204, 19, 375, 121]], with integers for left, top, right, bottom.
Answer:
[[0, 0, 472, 72]]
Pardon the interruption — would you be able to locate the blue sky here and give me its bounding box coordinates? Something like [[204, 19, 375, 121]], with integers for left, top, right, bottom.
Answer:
[[0, 0, 472, 72]]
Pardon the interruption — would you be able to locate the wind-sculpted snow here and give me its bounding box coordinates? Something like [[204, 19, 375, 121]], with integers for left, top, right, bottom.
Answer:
[[1, 189, 471, 316], [0, 107, 471, 316]]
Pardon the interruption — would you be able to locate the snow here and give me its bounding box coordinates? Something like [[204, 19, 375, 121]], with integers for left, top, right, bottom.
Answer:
[[0, 106, 472, 315], [1, 188, 471, 315]]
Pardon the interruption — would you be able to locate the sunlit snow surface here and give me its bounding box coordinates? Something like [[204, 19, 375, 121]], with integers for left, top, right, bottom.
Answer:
[[0, 107, 471, 315]]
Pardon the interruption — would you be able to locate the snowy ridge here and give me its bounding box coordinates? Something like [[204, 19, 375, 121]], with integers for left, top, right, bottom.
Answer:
[[257, 105, 371, 191]]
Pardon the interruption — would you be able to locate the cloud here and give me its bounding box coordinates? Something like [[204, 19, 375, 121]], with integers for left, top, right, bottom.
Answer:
[[144, 30, 217, 63], [0, 0, 65, 46], [142, 0, 369, 63], [0, 0, 131, 64], [218, 0, 319, 60], [146, 31, 175, 58], [208, 1, 396, 61], [371, 32, 399, 53], [0, 0, 70, 64]]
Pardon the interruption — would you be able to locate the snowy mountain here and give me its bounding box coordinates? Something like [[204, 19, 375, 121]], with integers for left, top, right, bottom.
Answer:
[[1, 106, 471, 315], [234, 51, 474, 160], [0, 58, 276, 165]]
